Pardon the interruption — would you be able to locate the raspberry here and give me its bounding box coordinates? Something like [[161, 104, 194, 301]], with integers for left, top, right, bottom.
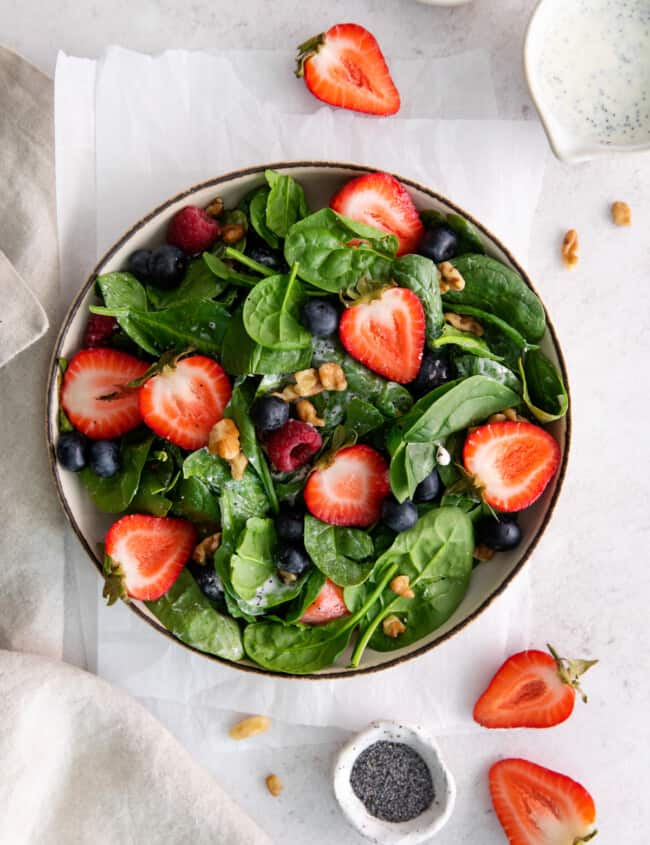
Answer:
[[83, 315, 119, 348], [167, 206, 221, 254], [265, 420, 322, 472]]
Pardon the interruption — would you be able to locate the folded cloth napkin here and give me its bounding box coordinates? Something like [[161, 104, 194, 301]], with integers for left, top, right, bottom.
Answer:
[[0, 650, 271, 845]]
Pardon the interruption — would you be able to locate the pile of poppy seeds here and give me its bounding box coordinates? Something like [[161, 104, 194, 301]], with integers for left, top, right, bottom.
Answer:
[[349, 740, 435, 823]]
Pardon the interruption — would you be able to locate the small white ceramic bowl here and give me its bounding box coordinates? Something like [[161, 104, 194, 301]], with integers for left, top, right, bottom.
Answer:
[[333, 720, 456, 843]]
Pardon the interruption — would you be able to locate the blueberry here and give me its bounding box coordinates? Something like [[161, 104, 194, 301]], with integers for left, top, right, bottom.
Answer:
[[381, 497, 418, 532], [417, 224, 459, 263], [128, 249, 153, 281], [410, 349, 454, 397], [251, 395, 290, 432], [189, 562, 225, 605], [88, 440, 121, 478], [56, 431, 87, 472], [276, 508, 304, 541], [413, 469, 442, 503], [301, 299, 339, 337], [476, 514, 522, 551], [149, 244, 187, 289], [277, 543, 312, 581], [245, 242, 288, 273]]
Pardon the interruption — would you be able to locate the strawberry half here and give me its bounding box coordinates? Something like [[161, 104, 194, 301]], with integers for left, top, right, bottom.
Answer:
[[489, 758, 597, 845], [104, 514, 196, 602], [463, 421, 561, 512], [304, 444, 390, 527], [296, 23, 400, 116], [300, 578, 350, 625], [330, 172, 424, 256], [61, 348, 149, 439], [474, 645, 598, 729], [138, 355, 232, 450], [339, 287, 425, 383]]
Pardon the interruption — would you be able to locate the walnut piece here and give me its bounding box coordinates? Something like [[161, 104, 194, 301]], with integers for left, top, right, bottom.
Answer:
[[275, 363, 347, 402], [390, 575, 415, 599], [562, 229, 579, 268], [205, 197, 224, 218], [382, 614, 406, 638], [222, 223, 246, 244], [293, 368, 323, 398], [228, 715, 271, 740], [488, 412, 507, 423], [229, 451, 248, 481], [474, 544, 495, 562], [438, 261, 465, 292], [611, 201, 631, 226], [296, 399, 325, 427], [318, 362, 347, 391], [266, 774, 283, 797], [444, 311, 484, 337], [208, 418, 240, 460], [192, 532, 222, 565]]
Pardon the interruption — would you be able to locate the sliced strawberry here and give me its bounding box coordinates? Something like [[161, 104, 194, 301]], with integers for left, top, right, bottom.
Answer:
[[296, 23, 400, 116], [300, 578, 350, 625], [61, 348, 149, 440], [474, 646, 598, 729], [489, 758, 597, 845], [304, 444, 390, 527], [463, 421, 561, 512], [138, 355, 231, 450], [339, 287, 425, 384], [330, 172, 424, 255], [104, 514, 196, 602]]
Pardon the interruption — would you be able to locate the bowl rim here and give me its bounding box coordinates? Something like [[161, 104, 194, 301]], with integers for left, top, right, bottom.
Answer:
[[45, 159, 571, 680]]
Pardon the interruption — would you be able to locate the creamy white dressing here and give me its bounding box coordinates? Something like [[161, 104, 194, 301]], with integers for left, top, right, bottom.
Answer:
[[538, 0, 650, 145]]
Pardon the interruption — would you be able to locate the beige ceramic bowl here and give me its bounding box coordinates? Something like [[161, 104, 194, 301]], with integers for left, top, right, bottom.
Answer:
[[46, 162, 570, 679]]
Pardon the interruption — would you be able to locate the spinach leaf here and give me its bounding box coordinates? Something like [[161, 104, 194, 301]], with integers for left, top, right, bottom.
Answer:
[[344, 396, 385, 438], [222, 308, 313, 375], [284, 209, 398, 292], [242, 265, 312, 351], [130, 457, 178, 516], [225, 379, 279, 513], [249, 187, 280, 249], [519, 348, 569, 422], [264, 169, 309, 238], [303, 515, 375, 587], [202, 252, 258, 288], [350, 507, 473, 663], [393, 254, 444, 342], [146, 257, 226, 308], [444, 303, 531, 353], [96, 273, 158, 355], [146, 568, 243, 661], [420, 210, 485, 255], [433, 324, 503, 361], [283, 569, 327, 623], [172, 476, 220, 526], [79, 430, 153, 513], [454, 355, 522, 394], [445, 255, 546, 342]]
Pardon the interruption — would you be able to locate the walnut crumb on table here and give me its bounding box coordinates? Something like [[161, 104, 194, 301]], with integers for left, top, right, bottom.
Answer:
[[611, 201, 631, 226], [266, 774, 283, 797], [561, 229, 579, 268], [228, 715, 271, 740]]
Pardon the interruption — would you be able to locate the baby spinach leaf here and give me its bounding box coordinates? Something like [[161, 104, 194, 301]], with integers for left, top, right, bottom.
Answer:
[[146, 568, 243, 661], [303, 515, 375, 587], [222, 308, 313, 375], [249, 187, 280, 249], [265, 169, 309, 238], [444, 303, 531, 353], [202, 252, 258, 287], [96, 272, 158, 355], [130, 458, 178, 516], [146, 257, 226, 308], [454, 355, 522, 394], [519, 348, 569, 422], [79, 431, 153, 513], [172, 476, 220, 526], [445, 255, 546, 342], [242, 265, 312, 351], [350, 507, 474, 663], [433, 324, 503, 361], [393, 254, 444, 342], [284, 208, 398, 292], [344, 396, 386, 438]]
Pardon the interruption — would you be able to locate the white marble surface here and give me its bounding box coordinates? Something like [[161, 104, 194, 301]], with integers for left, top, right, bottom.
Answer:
[[3, 1, 649, 842]]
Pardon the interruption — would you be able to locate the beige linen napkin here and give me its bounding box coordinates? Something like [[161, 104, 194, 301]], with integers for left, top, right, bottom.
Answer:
[[0, 650, 271, 845]]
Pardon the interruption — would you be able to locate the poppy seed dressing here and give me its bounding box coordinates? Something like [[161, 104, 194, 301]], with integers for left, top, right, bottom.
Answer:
[[349, 740, 434, 823]]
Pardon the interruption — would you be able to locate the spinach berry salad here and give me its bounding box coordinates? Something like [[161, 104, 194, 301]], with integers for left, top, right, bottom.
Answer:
[[54, 169, 568, 675]]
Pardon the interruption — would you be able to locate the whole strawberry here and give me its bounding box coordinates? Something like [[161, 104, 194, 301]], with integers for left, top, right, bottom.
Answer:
[[167, 205, 220, 254]]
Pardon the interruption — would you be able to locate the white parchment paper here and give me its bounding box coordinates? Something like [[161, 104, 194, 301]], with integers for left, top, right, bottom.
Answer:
[[55, 46, 547, 738]]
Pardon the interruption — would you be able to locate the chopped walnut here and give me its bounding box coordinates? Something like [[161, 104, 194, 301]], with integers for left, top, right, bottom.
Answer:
[[192, 532, 222, 565], [488, 412, 507, 424], [222, 223, 246, 244], [438, 261, 465, 292], [382, 614, 406, 638], [273, 385, 301, 403], [205, 197, 224, 218], [474, 544, 495, 561], [444, 312, 484, 337], [562, 229, 579, 268], [611, 201, 631, 226], [208, 418, 240, 460], [266, 774, 283, 797], [390, 575, 415, 599], [293, 368, 323, 398], [318, 362, 347, 391], [229, 715, 271, 740], [489, 408, 522, 423], [229, 451, 248, 480], [503, 407, 520, 422], [296, 399, 325, 427]]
